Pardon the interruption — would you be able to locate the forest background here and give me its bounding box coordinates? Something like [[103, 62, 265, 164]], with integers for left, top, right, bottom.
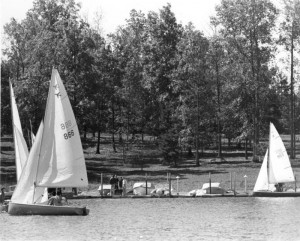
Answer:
[[1, 0, 300, 172]]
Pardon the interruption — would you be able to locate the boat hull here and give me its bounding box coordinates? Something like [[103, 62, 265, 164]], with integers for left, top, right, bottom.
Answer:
[[133, 187, 155, 196], [8, 203, 89, 216], [253, 191, 300, 197]]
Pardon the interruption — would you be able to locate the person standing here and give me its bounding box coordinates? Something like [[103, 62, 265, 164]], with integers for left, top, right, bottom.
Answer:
[[118, 177, 124, 194], [0, 187, 6, 204]]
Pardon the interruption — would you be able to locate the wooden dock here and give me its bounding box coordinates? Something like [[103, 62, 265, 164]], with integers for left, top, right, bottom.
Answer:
[[68, 192, 251, 199]]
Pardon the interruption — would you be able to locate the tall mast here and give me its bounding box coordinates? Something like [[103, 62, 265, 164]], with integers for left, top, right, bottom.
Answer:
[[32, 71, 53, 203], [267, 123, 271, 184]]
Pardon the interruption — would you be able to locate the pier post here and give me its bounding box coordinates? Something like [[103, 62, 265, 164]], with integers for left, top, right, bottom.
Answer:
[[234, 172, 236, 196], [230, 172, 232, 190], [209, 172, 211, 194], [295, 174, 297, 192], [146, 173, 148, 195], [176, 176, 180, 196], [244, 175, 247, 193], [169, 173, 172, 197], [101, 173, 103, 197]]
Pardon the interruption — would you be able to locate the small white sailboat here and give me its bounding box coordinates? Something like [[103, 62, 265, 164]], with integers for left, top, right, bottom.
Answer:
[[252, 123, 300, 197], [8, 69, 89, 215]]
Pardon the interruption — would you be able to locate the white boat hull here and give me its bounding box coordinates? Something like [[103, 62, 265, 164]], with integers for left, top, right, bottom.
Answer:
[[8, 202, 89, 216], [133, 187, 155, 195]]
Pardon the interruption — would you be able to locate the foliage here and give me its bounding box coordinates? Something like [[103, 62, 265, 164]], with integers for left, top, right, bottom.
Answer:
[[1, 0, 298, 163]]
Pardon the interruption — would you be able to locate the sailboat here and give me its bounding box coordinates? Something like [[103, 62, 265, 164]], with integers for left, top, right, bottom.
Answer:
[[8, 69, 89, 215], [1, 82, 30, 212], [252, 123, 300, 197]]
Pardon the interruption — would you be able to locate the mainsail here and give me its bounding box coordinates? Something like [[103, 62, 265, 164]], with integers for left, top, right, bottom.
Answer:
[[268, 123, 295, 184], [36, 69, 88, 188], [9, 81, 29, 180]]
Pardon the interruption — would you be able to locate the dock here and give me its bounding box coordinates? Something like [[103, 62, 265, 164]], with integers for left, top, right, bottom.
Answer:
[[68, 192, 251, 199]]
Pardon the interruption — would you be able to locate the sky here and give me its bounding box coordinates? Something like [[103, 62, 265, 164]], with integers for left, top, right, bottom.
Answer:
[[0, 0, 220, 36]]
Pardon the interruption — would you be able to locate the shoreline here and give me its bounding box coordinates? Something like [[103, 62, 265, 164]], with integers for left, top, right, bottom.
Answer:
[[1, 134, 300, 196]]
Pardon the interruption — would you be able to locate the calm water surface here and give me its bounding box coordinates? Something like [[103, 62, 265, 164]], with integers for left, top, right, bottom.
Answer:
[[1, 197, 300, 241]]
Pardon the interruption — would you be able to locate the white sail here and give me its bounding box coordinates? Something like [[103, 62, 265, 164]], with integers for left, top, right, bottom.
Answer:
[[268, 123, 295, 184], [11, 122, 47, 204], [36, 69, 88, 188], [9, 81, 29, 180], [253, 150, 269, 191]]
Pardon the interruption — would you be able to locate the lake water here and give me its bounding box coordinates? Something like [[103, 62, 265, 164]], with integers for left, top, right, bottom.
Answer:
[[1, 197, 300, 241]]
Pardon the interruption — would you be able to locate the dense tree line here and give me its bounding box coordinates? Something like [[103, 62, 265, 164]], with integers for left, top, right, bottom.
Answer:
[[1, 0, 300, 165]]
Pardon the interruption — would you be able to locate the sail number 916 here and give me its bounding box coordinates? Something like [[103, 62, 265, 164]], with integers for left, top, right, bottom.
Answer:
[[64, 130, 74, 140]]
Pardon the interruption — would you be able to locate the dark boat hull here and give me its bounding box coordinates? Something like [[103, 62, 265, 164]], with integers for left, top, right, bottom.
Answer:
[[8, 202, 89, 216], [253, 191, 300, 197]]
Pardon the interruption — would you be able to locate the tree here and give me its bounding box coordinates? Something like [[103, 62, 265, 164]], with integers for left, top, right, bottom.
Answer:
[[214, 0, 278, 161], [173, 23, 210, 166], [2, 0, 97, 135], [279, 0, 300, 158]]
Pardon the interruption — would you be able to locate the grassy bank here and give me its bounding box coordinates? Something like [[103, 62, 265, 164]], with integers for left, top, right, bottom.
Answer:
[[1, 134, 300, 195]]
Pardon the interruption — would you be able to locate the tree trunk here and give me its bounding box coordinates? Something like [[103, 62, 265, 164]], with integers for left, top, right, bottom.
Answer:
[[245, 138, 248, 160], [96, 130, 100, 154], [83, 126, 87, 142], [290, 25, 295, 159], [195, 90, 200, 166], [216, 59, 222, 158], [112, 99, 116, 152]]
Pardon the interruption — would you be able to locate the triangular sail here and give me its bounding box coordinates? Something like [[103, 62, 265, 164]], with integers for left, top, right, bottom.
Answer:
[[36, 69, 88, 188], [253, 150, 269, 191], [10, 81, 29, 180], [268, 123, 295, 184], [11, 122, 47, 204]]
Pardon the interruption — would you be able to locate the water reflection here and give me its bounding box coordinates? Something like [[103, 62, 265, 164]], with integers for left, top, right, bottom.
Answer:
[[1, 197, 300, 240]]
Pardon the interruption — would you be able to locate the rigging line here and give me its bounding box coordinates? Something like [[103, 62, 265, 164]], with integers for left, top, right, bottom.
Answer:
[[267, 123, 271, 184], [33, 191, 46, 204]]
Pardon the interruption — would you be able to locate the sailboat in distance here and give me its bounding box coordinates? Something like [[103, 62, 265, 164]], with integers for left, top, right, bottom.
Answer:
[[8, 69, 89, 215], [252, 123, 300, 197]]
